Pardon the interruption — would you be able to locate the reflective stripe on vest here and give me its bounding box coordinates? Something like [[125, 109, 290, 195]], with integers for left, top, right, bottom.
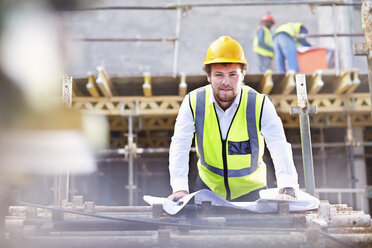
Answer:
[[253, 26, 274, 58]]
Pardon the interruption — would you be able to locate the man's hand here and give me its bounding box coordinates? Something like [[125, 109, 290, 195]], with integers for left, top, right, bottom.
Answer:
[[167, 190, 188, 202], [277, 187, 296, 200]]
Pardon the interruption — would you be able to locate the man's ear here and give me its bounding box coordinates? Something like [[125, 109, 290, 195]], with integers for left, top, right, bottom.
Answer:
[[207, 74, 211, 83]]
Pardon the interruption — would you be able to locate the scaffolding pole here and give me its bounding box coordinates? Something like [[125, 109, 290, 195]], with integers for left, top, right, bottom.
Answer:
[[70, 1, 361, 11], [291, 74, 317, 196], [172, 0, 182, 78], [353, 0, 372, 117]]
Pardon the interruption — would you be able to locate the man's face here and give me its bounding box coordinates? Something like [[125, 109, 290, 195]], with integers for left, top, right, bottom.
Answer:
[[207, 63, 244, 110]]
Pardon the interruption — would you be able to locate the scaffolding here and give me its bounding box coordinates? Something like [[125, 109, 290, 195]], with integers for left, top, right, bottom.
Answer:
[[61, 0, 372, 210]]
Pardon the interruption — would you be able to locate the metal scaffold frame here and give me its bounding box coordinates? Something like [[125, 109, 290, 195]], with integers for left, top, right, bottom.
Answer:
[[62, 0, 372, 209]]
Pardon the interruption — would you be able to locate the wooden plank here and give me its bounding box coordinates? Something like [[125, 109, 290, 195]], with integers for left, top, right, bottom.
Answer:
[[273, 70, 296, 95], [257, 69, 273, 94], [86, 74, 100, 98], [143, 72, 152, 97], [96, 66, 118, 97], [345, 68, 361, 94], [308, 70, 324, 95], [96, 75, 112, 97], [324, 70, 352, 94]]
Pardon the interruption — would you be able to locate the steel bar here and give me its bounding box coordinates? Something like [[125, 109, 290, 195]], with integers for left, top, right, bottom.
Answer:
[[171, 1, 362, 7], [321, 232, 362, 248], [47, 219, 159, 231], [58, 75, 74, 207], [9, 232, 372, 248], [297, 32, 364, 38], [293, 74, 316, 196], [319, 128, 328, 197], [69, 1, 362, 11], [362, 0, 372, 117], [333, 4, 340, 75], [48, 230, 157, 236], [98, 141, 372, 156], [72, 37, 178, 42], [128, 115, 135, 206], [72, 6, 177, 10], [17, 202, 307, 232], [11, 236, 158, 248], [346, 114, 357, 209], [172, 0, 182, 78], [328, 214, 372, 227]]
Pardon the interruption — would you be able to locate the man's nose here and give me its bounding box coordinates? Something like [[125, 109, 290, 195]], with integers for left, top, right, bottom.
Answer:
[[221, 76, 230, 86]]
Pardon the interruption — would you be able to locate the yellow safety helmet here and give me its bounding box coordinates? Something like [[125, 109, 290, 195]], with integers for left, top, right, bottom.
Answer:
[[204, 36, 247, 65]]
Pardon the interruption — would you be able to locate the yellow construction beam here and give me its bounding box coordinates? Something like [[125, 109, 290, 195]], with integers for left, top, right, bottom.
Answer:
[[308, 70, 324, 95], [345, 68, 361, 94], [96, 66, 117, 97], [257, 69, 273, 94], [143, 72, 152, 97], [179, 72, 187, 97], [273, 70, 295, 95], [72, 93, 370, 116], [86, 74, 100, 98], [324, 70, 353, 94]]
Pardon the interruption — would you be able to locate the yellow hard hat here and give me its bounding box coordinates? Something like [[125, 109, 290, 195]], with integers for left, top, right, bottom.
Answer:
[[204, 36, 247, 65]]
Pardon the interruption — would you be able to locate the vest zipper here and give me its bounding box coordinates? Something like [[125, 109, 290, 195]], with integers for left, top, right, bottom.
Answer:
[[212, 90, 243, 201], [222, 139, 231, 201]]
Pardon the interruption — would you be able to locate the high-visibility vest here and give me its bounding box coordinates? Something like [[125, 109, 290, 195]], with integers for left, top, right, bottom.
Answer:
[[275, 22, 303, 46], [253, 25, 274, 58], [189, 85, 267, 200]]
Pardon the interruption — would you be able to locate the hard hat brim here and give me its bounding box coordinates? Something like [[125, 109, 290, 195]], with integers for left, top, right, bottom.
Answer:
[[204, 58, 247, 65]]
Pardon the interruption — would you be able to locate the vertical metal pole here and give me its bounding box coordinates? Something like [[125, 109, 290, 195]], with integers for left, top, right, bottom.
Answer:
[[295, 74, 316, 196], [362, 0, 372, 117], [346, 113, 357, 208], [333, 4, 340, 75], [128, 115, 134, 206], [172, 0, 182, 78], [59, 75, 72, 206], [319, 127, 328, 199]]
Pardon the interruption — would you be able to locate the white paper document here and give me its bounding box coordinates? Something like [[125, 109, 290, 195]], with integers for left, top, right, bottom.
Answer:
[[144, 188, 319, 215]]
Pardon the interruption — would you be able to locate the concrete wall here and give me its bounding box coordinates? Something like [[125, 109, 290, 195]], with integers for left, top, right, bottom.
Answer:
[[62, 0, 367, 76]]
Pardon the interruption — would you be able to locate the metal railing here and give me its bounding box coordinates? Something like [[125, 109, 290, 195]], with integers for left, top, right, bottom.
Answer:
[[315, 187, 370, 213]]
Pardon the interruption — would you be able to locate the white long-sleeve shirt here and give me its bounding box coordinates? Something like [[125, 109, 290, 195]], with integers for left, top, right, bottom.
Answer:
[[169, 87, 299, 193]]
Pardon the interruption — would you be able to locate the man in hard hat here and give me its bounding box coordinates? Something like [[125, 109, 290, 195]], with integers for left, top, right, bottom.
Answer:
[[273, 22, 311, 72], [253, 13, 275, 73], [167, 36, 299, 202]]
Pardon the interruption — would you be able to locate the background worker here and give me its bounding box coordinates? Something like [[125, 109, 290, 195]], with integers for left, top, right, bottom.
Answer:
[[253, 13, 275, 72], [273, 22, 311, 72], [167, 36, 299, 202]]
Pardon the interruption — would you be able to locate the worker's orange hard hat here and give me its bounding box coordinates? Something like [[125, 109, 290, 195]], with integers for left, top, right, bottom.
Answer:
[[261, 14, 275, 24], [204, 36, 247, 65]]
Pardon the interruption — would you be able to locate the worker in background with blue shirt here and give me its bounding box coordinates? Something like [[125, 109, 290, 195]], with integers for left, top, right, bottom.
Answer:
[[273, 22, 311, 72], [253, 13, 275, 73]]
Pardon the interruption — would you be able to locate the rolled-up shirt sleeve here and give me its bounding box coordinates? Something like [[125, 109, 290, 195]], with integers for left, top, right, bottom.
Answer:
[[169, 95, 195, 193], [260, 96, 299, 190]]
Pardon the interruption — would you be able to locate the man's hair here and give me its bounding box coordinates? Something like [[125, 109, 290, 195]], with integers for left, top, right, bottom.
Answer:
[[203, 63, 248, 76]]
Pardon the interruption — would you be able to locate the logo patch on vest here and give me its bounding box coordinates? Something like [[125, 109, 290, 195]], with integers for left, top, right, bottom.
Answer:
[[228, 140, 251, 155]]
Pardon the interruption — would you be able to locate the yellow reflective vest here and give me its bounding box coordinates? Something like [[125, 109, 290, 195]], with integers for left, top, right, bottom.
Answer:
[[189, 85, 267, 200], [275, 22, 303, 46], [253, 25, 274, 58]]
